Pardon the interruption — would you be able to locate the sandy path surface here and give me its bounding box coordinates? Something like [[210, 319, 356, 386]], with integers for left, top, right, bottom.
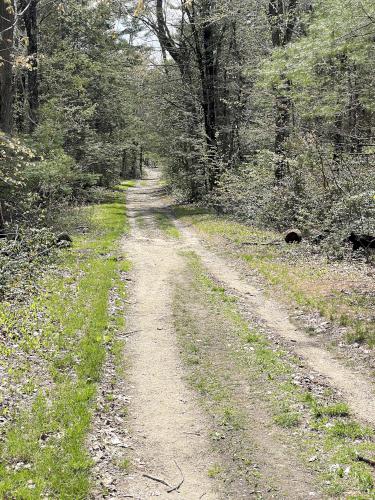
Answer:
[[121, 179, 218, 500]]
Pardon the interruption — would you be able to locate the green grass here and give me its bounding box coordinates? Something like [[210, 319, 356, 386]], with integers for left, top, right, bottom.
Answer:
[[0, 191, 130, 498], [155, 211, 180, 238], [117, 179, 136, 190], [207, 464, 223, 478], [273, 411, 301, 428], [173, 251, 375, 498], [118, 458, 132, 472], [173, 206, 276, 244], [312, 402, 350, 419], [328, 421, 372, 440]]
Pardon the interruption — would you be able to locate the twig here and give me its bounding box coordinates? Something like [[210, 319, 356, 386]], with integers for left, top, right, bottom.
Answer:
[[240, 240, 281, 246], [167, 479, 184, 494], [167, 461, 184, 493], [0, 0, 33, 36], [143, 474, 172, 489], [357, 455, 375, 467]]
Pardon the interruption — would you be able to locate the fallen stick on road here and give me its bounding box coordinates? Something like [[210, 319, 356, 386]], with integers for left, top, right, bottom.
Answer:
[[240, 241, 281, 246], [143, 473, 172, 489], [167, 461, 184, 493]]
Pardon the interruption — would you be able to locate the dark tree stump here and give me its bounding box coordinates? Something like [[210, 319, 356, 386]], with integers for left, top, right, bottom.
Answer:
[[56, 232, 73, 247], [347, 232, 375, 251]]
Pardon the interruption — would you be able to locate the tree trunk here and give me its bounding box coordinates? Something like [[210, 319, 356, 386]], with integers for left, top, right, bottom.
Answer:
[[122, 149, 127, 178], [139, 144, 143, 178], [156, 0, 184, 73], [0, 0, 15, 133], [20, 0, 39, 132], [274, 85, 292, 179], [202, 14, 216, 149], [333, 114, 343, 165], [156, 0, 220, 191], [268, 0, 298, 181], [131, 143, 138, 178]]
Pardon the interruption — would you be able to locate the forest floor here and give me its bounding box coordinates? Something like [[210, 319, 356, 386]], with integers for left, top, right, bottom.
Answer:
[[91, 169, 375, 499]]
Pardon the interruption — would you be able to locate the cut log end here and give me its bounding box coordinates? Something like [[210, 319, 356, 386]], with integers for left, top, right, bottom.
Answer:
[[285, 229, 302, 244]]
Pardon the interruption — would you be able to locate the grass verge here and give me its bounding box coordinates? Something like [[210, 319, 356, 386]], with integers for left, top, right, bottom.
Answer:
[[173, 251, 375, 498], [0, 190, 130, 498]]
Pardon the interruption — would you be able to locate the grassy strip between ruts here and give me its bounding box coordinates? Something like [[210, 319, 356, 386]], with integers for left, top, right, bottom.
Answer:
[[173, 206, 375, 347], [0, 184, 130, 498], [155, 211, 181, 238], [173, 251, 375, 498]]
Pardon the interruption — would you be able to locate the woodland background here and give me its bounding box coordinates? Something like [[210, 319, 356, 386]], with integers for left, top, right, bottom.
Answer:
[[0, 0, 374, 293]]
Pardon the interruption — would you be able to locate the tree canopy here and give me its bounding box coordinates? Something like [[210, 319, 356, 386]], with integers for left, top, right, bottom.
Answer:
[[0, 0, 374, 245]]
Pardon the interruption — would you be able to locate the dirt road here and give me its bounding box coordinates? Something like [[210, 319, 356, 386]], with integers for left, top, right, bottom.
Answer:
[[92, 170, 375, 499], [122, 181, 218, 500]]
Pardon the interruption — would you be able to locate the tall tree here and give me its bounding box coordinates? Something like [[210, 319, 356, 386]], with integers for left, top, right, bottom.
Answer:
[[0, 0, 15, 133], [150, 0, 231, 191], [268, 0, 298, 180], [20, 0, 39, 131]]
